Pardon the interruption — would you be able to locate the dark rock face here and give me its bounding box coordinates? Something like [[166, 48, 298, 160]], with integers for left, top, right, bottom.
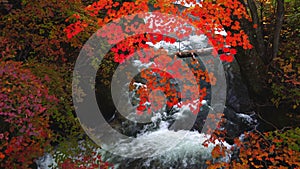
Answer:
[[224, 60, 252, 113], [179, 56, 258, 143], [221, 59, 257, 142], [190, 106, 257, 144]]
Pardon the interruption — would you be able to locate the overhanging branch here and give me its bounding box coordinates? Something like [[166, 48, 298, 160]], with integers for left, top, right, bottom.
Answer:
[[170, 47, 214, 57]]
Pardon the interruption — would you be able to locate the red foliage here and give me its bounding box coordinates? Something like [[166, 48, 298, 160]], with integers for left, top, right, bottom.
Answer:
[[64, 0, 254, 117], [0, 59, 58, 168], [205, 128, 300, 169], [65, 0, 253, 63], [0, 0, 85, 62]]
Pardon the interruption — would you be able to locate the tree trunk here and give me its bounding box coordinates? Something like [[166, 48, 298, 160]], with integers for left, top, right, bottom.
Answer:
[[272, 0, 284, 60], [230, 0, 284, 104], [223, 22, 270, 104], [235, 44, 271, 104]]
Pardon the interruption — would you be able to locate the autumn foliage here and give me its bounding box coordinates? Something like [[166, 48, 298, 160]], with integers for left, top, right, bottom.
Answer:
[[64, 0, 254, 117], [65, 0, 253, 62], [0, 59, 57, 168], [0, 0, 299, 168], [64, 0, 300, 168], [206, 128, 300, 169], [0, 0, 85, 62]]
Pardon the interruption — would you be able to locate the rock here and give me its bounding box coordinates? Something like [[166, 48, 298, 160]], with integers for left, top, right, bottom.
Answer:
[[36, 153, 54, 169], [222, 107, 257, 143], [224, 60, 252, 112]]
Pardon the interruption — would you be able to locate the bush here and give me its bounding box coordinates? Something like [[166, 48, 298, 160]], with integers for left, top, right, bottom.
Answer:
[[0, 59, 58, 168], [24, 59, 95, 163], [0, 0, 85, 62], [206, 128, 300, 168]]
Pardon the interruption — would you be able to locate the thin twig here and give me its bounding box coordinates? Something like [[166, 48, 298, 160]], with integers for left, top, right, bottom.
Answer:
[[257, 111, 279, 130]]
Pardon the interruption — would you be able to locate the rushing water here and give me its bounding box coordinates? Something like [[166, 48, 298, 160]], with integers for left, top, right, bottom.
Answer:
[[37, 104, 231, 169], [37, 55, 231, 169], [96, 51, 230, 168], [100, 108, 231, 169], [36, 30, 233, 168]]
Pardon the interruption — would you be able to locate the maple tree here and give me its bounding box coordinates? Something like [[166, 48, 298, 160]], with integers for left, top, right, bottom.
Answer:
[[65, 0, 253, 118]]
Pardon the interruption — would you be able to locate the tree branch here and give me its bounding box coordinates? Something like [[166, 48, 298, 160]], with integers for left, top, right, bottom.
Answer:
[[171, 47, 214, 57], [247, 0, 268, 64], [272, 0, 284, 60]]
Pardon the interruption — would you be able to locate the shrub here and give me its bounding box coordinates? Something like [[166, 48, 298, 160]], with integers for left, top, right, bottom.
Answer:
[[0, 59, 58, 168], [24, 59, 95, 163], [206, 128, 300, 168], [0, 0, 85, 62]]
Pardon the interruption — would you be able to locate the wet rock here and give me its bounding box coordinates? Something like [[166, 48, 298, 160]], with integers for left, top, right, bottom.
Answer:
[[222, 107, 257, 143], [224, 60, 252, 112], [36, 153, 54, 169]]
